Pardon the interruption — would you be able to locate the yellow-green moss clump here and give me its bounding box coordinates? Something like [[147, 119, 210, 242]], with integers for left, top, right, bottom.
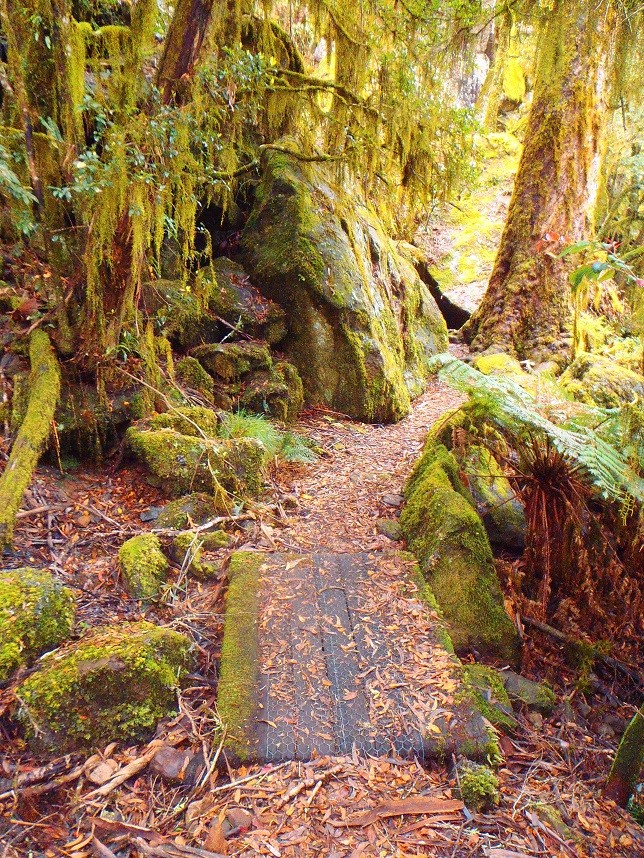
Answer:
[[239, 145, 447, 423], [126, 425, 265, 498], [559, 353, 644, 408], [169, 531, 227, 580], [16, 622, 193, 752], [462, 664, 517, 731], [145, 406, 221, 438], [175, 358, 215, 403], [119, 533, 168, 599], [401, 441, 520, 664], [455, 759, 500, 813], [0, 568, 75, 682], [156, 493, 218, 529], [216, 551, 266, 762]]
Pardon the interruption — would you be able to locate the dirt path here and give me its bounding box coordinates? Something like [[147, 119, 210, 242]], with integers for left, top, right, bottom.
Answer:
[[233, 379, 489, 764]]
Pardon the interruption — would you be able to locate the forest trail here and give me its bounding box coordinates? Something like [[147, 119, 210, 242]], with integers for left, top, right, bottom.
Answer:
[[235, 379, 489, 763]]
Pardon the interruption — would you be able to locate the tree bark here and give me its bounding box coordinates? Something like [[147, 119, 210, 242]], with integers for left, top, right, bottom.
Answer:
[[464, 0, 619, 359], [156, 0, 218, 103], [604, 704, 644, 807]]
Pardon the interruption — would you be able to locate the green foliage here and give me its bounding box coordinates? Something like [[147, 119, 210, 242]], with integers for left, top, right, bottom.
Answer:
[[429, 354, 644, 504], [0, 143, 38, 237], [217, 410, 318, 464]]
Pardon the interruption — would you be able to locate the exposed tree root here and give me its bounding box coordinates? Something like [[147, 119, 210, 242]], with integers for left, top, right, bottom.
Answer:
[[0, 330, 61, 547]]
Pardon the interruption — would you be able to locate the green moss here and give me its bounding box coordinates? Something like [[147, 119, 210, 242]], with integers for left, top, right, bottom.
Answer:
[[559, 353, 644, 408], [175, 357, 215, 403], [402, 442, 520, 664], [118, 533, 168, 600], [145, 406, 220, 438], [126, 426, 265, 498], [0, 331, 61, 546], [170, 531, 220, 580], [191, 342, 273, 383], [217, 551, 266, 761], [156, 493, 218, 529], [455, 760, 500, 813], [500, 670, 556, 715], [239, 361, 304, 423], [0, 568, 75, 682], [462, 665, 517, 731], [473, 353, 525, 377], [16, 622, 193, 752], [502, 58, 526, 103]]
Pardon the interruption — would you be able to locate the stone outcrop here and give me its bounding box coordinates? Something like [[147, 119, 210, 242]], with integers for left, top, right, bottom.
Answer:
[[239, 145, 448, 422]]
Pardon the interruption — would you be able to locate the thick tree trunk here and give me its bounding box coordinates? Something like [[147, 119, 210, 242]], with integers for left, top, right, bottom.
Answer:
[[156, 0, 217, 103], [464, 1, 618, 359]]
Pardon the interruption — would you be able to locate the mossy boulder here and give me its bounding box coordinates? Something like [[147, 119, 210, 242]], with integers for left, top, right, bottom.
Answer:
[[239, 145, 448, 423], [191, 342, 273, 383], [201, 258, 287, 344], [240, 361, 304, 423], [0, 568, 75, 682], [16, 622, 193, 752], [473, 352, 526, 378], [559, 353, 644, 408], [460, 445, 526, 550], [156, 493, 218, 529], [454, 759, 500, 813], [401, 441, 520, 664], [126, 425, 265, 498], [175, 357, 215, 403], [462, 664, 517, 731], [119, 533, 168, 600]]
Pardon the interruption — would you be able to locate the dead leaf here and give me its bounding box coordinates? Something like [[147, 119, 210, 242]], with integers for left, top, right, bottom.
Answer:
[[204, 814, 229, 854]]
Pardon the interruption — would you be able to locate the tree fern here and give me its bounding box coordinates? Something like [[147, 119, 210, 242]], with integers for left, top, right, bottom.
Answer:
[[429, 354, 644, 503]]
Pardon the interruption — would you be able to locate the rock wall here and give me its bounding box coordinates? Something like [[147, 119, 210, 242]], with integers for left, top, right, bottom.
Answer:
[[240, 146, 448, 422]]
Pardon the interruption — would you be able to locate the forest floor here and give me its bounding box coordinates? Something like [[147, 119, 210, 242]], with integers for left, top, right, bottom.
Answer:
[[1, 375, 643, 858]]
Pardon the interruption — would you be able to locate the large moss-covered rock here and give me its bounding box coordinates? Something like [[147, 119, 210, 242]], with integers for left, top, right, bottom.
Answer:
[[401, 442, 520, 664], [240, 361, 304, 423], [239, 145, 448, 423], [119, 533, 168, 600], [460, 445, 526, 550], [126, 426, 265, 497], [191, 342, 273, 383], [0, 568, 75, 682], [559, 353, 644, 408], [201, 258, 287, 345], [16, 622, 193, 752]]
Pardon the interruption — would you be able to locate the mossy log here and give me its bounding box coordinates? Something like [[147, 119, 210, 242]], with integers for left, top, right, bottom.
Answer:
[[604, 704, 644, 808], [0, 331, 61, 547]]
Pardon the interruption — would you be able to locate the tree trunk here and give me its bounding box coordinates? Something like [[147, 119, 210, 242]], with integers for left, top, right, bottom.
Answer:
[[604, 704, 644, 808], [475, 6, 511, 131], [464, 0, 618, 360], [156, 0, 218, 103]]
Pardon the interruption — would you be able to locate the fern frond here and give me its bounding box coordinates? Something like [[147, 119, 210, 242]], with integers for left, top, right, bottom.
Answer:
[[429, 355, 644, 503]]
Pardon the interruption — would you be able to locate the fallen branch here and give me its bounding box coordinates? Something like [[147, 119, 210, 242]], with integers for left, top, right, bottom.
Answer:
[[521, 616, 643, 689], [134, 838, 226, 858], [0, 330, 61, 546], [83, 736, 183, 799]]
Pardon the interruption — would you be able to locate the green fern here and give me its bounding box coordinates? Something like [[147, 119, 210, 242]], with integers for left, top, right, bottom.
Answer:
[[217, 410, 318, 464], [429, 354, 644, 504]]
